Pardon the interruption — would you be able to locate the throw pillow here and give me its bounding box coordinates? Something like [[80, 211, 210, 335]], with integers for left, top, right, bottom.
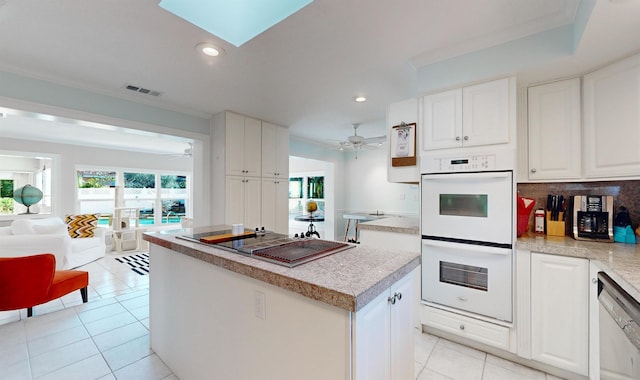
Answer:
[[65, 213, 100, 238], [11, 219, 35, 235]]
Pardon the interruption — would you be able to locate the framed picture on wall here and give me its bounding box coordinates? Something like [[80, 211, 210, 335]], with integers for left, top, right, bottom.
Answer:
[[391, 122, 416, 167]]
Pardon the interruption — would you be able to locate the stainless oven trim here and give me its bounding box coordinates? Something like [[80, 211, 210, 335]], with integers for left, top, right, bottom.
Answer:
[[598, 272, 640, 351]]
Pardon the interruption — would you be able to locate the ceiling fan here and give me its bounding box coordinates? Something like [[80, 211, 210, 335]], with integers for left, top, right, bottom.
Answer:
[[338, 123, 386, 159]]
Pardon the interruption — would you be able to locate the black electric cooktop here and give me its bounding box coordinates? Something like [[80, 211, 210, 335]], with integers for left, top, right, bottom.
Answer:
[[177, 230, 353, 268]]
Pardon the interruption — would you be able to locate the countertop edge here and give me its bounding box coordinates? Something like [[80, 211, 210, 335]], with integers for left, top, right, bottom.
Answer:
[[354, 257, 421, 311], [358, 216, 420, 235]]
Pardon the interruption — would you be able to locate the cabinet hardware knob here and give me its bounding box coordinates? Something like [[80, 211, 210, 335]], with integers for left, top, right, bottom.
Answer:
[[457, 296, 467, 302], [455, 136, 461, 141], [463, 136, 469, 141], [460, 324, 465, 330], [531, 168, 537, 173], [388, 295, 396, 305], [394, 292, 402, 301], [592, 278, 598, 284]]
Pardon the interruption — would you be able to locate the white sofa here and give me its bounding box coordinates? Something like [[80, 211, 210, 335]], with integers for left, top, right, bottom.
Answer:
[[0, 217, 107, 269]]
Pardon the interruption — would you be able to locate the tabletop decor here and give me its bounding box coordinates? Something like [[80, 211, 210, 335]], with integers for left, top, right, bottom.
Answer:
[[13, 184, 43, 214]]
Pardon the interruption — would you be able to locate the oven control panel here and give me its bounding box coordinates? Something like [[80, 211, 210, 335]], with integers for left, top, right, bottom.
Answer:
[[437, 154, 495, 172], [421, 148, 515, 173]]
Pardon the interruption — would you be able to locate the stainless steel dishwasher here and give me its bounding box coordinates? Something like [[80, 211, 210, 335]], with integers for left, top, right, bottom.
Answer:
[[598, 272, 640, 379]]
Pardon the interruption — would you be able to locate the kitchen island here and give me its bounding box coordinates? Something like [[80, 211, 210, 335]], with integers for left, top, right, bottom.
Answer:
[[143, 226, 420, 380]]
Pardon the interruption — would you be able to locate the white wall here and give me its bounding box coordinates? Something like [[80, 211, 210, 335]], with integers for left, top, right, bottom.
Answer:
[[289, 137, 419, 241], [343, 147, 419, 216]]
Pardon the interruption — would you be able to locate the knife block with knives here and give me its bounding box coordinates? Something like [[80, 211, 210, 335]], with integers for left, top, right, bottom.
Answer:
[[546, 194, 566, 237]]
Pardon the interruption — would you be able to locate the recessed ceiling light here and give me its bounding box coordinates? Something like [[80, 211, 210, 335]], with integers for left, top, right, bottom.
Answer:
[[196, 42, 225, 57], [354, 96, 367, 103]]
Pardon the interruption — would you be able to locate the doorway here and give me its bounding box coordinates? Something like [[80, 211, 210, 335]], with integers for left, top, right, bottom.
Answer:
[[288, 156, 335, 240]]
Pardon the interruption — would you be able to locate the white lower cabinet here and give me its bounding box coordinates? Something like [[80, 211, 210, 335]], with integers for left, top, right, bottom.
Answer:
[[530, 252, 589, 376], [225, 176, 261, 229], [354, 270, 415, 380], [421, 306, 513, 352], [261, 178, 288, 234]]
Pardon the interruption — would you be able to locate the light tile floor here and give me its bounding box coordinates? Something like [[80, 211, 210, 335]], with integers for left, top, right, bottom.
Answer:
[[1, 252, 563, 380]]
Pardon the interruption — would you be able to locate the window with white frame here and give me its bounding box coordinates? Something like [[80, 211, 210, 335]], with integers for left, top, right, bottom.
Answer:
[[76, 168, 190, 226]]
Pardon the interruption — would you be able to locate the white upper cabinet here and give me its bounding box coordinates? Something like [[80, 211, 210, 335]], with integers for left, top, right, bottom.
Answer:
[[261, 122, 289, 179], [527, 78, 581, 180], [422, 77, 510, 151], [225, 112, 262, 177], [387, 97, 419, 183], [462, 78, 510, 147], [422, 89, 462, 150], [583, 53, 640, 178]]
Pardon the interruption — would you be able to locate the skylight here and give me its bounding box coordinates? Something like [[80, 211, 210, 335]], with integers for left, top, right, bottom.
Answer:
[[159, 0, 313, 47]]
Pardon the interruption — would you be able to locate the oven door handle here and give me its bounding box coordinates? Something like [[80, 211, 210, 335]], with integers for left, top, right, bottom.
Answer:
[[422, 171, 512, 181], [422, 239, 511, 255]]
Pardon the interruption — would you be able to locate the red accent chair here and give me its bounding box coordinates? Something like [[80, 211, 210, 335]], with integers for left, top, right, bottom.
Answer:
[[0, 253, 89, 317]]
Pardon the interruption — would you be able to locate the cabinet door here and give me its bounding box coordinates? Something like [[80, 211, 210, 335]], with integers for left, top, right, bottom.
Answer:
[[389, 271, 414, 380], [530, 253, 589, 376], [422, 89, 463, 150], [275, 126, 289, 178], [243, 117, 262, 177], [354, 288, 391, 380], [583, 53, 640, 178], [261, 179, 288, 234], [262, 123, 289, 178], [244, 177, 262, 229], [225, 176, 245, 225], [261, 122, 278, 178], [527, 78, 581, 180], [463, 78, 510, 147], [226, 176, 261, 229], [226, 113, 247, 176]]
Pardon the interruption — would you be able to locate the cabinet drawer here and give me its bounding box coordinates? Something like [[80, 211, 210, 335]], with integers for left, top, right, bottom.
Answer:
[[422, 306, 511, 351]]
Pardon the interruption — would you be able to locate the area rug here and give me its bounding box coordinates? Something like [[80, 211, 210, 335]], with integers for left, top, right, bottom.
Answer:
[[116, 252, 149, 275]]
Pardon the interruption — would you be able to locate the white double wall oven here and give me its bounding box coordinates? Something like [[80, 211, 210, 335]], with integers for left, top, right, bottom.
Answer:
[[421, 151, 515, 323]]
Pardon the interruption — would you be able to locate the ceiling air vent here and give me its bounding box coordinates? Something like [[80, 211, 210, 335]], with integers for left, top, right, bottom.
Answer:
[[123, 84, 162, 97]]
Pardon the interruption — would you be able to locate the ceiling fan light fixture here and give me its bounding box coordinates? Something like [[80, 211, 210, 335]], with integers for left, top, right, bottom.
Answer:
[[196, 42, 225, 57]]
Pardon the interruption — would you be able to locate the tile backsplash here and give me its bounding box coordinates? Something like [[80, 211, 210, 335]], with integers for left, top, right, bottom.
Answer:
[[517, 180, 640, 231]]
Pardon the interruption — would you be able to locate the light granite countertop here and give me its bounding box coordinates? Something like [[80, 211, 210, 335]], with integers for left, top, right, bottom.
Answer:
[[143, 227, 421, 313], [517, 235, 640, 301], [358, 216, 420, 235]]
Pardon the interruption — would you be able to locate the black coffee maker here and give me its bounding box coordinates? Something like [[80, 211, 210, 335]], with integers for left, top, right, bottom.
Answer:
[[569, 195, 614, 242]]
